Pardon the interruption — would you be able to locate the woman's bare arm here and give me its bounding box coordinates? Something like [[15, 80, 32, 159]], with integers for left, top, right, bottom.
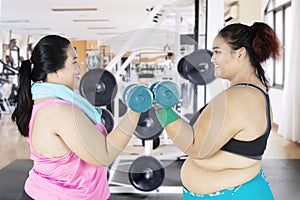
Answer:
[[53, 104, 140, 166]]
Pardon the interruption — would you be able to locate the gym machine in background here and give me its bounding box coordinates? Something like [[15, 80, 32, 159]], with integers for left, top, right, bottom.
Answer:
[[49, 9, 215, 192], [0, 39, 21, 78], [78, 52, 215, 192], [0, 38, 22, 116], [76, 0, 215, 194], [78, 52, 215, 193], [79, 67, 184, 192]]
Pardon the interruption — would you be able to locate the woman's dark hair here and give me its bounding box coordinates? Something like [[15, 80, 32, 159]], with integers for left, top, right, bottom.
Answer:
[[11, 35, 71, 137], [218, 22, 281, 90]]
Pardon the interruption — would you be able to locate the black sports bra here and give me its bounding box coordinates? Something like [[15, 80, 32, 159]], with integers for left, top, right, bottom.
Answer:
[[189, 83, 272, 160]]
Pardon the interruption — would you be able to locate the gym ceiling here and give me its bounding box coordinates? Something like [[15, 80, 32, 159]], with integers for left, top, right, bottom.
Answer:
[[0, 0, 235, 41]]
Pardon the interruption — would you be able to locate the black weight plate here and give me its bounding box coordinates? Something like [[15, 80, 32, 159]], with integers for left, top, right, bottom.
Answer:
[[134, 107, 164, 140], [142, 137, 160, 150], [177, 57, 189, 80], [107, 98, 128, 117], [128, 156, 165, 192], [182, 49, 215, 85], [101, 109, 114, 133], [79, 68, 117, 106]]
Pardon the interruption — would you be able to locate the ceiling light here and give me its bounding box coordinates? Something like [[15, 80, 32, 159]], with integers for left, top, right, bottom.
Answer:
[[97, 32, 119, 35], [52, 8, 97, 12], [88, 27, 117, 30], [0, 20, 29, 23], [21, 27, 50, 30], [73, 19, 109, 22]]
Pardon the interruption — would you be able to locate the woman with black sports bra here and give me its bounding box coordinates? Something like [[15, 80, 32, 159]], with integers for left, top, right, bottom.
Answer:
[[154, 22, 280, 199]]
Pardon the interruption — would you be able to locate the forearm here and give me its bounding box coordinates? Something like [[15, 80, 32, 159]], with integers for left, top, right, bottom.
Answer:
[[164, 117, 194, 154], [155, 107, 213, 158], [104, 110, 140, 163]]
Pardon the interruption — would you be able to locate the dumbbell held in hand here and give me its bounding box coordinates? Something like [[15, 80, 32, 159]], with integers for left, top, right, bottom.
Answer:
[[150, 81, 180, 108], [122, 84, 153, 113]]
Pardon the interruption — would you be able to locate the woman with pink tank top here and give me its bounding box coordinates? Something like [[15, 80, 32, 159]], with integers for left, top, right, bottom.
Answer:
[[11, 35, 141, 200]]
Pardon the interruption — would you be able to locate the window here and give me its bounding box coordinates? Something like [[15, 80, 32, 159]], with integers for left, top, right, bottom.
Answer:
[[264, 0, 291, 89]]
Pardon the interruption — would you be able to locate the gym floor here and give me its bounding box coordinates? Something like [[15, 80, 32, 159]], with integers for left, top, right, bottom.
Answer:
[[1, 113, 300, 199]]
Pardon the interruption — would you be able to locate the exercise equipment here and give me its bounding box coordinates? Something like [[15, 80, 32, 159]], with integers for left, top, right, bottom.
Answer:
[[177, 49, 215, 85], [134, 107, 163, 140], [128, 156, 165, 192], [150, 81, 180, 108], [121, 84, 137, 106], [79, 68, 117, 106], [8, 39, 21, 69], [107, 98, 128, 117], [122, 84, 153, 113], [100, 109, 114, 133], [142, 137, 160, 150], [0, 59, 18, 77], [0, 79, 15, 113], [177, 58, 188, 80]]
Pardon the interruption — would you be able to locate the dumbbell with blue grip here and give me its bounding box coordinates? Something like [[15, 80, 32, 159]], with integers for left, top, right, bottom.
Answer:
[[150, 81, 180, 108], [122, 84, 154, 113], [150, 81, 180, 128]]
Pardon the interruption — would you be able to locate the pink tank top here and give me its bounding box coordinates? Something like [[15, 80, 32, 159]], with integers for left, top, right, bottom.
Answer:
[[25, 99, 110, 200]]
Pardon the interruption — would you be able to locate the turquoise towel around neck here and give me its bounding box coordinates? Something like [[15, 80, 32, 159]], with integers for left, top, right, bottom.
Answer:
[[31, 82, 102, 124]]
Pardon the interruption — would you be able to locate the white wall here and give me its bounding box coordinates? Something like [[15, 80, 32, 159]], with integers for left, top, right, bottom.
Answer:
[[269, 88, 283, 124], [207, 0, 224, 50], [239, 0, 264, 24]]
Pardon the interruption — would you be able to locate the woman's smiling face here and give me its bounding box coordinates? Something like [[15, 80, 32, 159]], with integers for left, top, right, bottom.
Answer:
[[54, 45, 81, 90], [211, 36, 240, 80]]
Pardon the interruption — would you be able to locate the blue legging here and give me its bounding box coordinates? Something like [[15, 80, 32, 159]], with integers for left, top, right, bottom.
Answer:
[[182, 169, 274, 200]]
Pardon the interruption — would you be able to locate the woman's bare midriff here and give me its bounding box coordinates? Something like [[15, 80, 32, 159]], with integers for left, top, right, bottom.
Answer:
[[181, 150, 262, 194]]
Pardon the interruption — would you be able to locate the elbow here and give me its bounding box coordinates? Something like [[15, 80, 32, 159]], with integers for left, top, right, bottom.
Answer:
[[84, 151, 116, 167], [190, 153, 207, 160], [102, 157, 115, 166], [185, 148, 204, 159], [198, 150, 216, 159], [95, 152, 118, 167], [90, 157, 114, 167]]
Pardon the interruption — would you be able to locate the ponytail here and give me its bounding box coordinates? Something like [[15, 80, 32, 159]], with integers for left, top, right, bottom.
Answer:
[[251, 22, 281, 62], [11, 59, 33, 137], [251, 22, 281, 91], [256, 63, 270, 90], [11, 35, 71, 137]]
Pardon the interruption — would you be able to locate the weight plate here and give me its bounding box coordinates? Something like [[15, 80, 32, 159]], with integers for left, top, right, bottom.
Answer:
[[128, 156, 165, 192], [149, 81, 159, 93], [126, 85, 153, 113], [101, 109, 114, 133], [153, 81, 180, 108], [107, 98, 128, 117], [134, 107, 164, 140], [177, 57, 189, 80], [122, 84, 138, 104], [79, 68, 117, 106], [180, 49, 215, 85]]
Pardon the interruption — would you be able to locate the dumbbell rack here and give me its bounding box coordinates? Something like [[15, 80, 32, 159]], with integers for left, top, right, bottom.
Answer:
[[108, 133, 185, 194]]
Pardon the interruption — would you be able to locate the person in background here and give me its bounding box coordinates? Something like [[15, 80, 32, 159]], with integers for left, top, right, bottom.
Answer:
[[12, 35, 140, 200], [155, 22, 280, 199]]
